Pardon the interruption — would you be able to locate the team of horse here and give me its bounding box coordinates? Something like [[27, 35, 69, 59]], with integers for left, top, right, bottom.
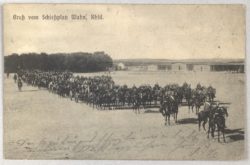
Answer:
[[13, 70, 228, 142]]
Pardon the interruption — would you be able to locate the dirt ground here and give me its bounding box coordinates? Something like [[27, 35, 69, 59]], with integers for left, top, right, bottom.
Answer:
[[3, 71, 246, 160]]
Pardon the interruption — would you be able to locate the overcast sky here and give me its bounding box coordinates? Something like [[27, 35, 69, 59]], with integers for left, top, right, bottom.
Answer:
[[4, 4, 245, 59]]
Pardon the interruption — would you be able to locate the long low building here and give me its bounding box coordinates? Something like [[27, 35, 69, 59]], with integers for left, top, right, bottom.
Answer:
[[210, 64, 244, 72], [115, 59, 245, 73], [171, 63, 187, 71], [193, 65, 211, 72]]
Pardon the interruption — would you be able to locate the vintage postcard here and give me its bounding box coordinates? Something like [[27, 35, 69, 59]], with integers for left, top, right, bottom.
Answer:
[[3, 4, 246, 160]]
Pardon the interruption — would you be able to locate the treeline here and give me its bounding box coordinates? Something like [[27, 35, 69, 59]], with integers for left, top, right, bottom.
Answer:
[[4, 52, 113, 73]]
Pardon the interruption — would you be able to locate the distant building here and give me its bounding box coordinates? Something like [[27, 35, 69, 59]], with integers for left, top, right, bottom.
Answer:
[[158, 64, 172, 71], [186, 64, 194, 71], [210, 64, 244, 73], [113, 59, 245, 73], [172, 63, 187, 71], [116, 63, 126, 70], [147, 65, 158, 71], [193, 65, 211, 72], [127, 65, 147, 71]]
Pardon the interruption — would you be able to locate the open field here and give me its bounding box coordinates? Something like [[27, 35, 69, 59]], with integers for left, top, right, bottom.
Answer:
[[4, 71, 246, 160]]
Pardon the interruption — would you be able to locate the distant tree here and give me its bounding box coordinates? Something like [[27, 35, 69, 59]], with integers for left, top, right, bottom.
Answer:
[[4, 53, 19, 73], [4, 52, 113, 73]]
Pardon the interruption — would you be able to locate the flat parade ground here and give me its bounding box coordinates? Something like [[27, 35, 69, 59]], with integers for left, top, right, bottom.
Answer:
[[4, 71, 246, 160]]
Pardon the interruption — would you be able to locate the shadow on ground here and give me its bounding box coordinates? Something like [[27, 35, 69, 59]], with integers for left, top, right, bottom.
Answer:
[[20, 89, 39, 92], [177, 118, 198, 124], [225, 128, 245, 142]]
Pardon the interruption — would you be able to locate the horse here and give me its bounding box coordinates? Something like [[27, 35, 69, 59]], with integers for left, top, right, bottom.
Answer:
[[187, 97, 195, 113], [198, 102, 213, 131], [207, 86, 216, 102], [207, 106, 228, 142], [171, 101, 179, 123], [133, 93, 141, 114], [207, 108, 216, 139], [159, 103, 171, 125], [13, 74, 17, 83], [69, 89, 75, 101], [160, 99, 178, 126], [214, 107, 228, 142], [17, 79, 23, 91], [194, 97, 203, 114]]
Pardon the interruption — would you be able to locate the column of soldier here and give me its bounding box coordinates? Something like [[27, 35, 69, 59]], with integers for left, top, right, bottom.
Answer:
[[15, 70, 216, 110]]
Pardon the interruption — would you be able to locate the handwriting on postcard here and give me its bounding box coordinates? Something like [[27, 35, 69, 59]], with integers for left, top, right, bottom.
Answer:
[[7, 130, 218, 159]]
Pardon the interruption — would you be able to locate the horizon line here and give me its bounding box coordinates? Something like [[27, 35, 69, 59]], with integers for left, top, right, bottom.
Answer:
[[4, 52, 245, 60], [113, 57, 245, 60]]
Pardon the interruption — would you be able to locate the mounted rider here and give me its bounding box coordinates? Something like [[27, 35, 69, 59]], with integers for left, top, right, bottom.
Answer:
[[214, 105, 228, 128], [13, 74, 17, 83], [17, 78, 23, 91]]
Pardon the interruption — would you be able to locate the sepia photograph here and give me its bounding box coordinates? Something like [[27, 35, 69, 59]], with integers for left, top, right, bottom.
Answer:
[[3, 4, 246, 160]]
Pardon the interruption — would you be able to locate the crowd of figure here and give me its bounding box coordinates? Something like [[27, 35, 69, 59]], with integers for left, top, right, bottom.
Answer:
[[14, 70, 216, 111], [12, 69, 228, 142]]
